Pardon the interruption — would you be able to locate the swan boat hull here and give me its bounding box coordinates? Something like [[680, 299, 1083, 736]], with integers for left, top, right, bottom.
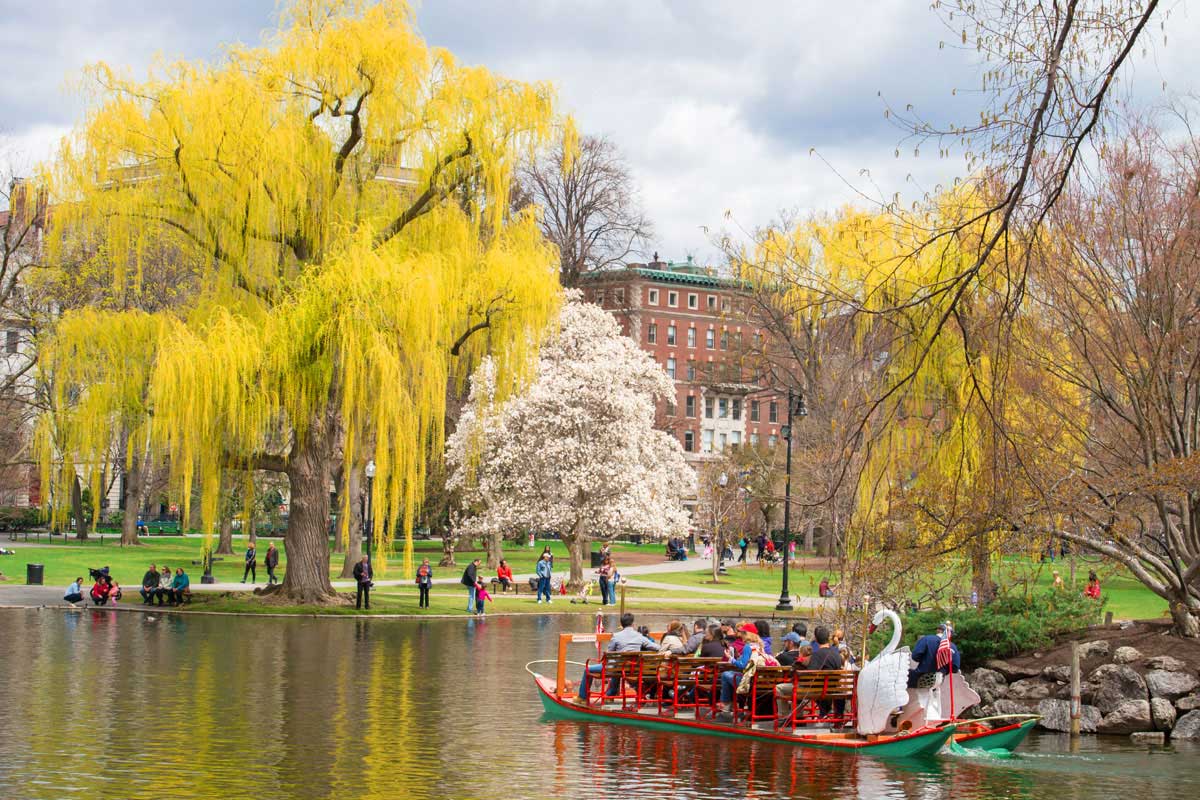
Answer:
[[952, 717, 1039, 751], [533, 674, 955, 759]]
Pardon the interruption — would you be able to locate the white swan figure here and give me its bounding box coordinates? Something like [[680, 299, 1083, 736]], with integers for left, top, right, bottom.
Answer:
[[855, 608, 913, 735]]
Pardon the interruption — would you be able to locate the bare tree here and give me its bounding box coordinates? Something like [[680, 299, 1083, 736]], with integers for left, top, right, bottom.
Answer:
[[517, 134, 652, 287]]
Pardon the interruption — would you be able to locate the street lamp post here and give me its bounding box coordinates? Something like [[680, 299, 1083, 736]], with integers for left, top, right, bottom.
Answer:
[[776, 389, 807, 612], [364, 460, 376, 562]]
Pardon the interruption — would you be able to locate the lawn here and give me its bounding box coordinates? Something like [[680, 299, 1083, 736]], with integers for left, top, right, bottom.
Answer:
[[633, 562, 831, 596], [0, 535, 661, 589]]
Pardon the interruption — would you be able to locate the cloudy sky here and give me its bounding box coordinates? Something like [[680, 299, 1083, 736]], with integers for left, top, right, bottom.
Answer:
[[3, 0, 1197, 261]]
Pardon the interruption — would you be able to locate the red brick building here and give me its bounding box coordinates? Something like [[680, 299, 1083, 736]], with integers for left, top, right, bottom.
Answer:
[[581, 257, 783, 462]]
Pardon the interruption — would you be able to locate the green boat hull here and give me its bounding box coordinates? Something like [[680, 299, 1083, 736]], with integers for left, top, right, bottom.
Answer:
[[534, 675, 954, 759], [955, 718, 1038, 751]]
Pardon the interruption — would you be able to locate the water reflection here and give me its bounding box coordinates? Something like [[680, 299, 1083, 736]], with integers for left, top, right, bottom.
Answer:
[[0, 609, 1198, 800]]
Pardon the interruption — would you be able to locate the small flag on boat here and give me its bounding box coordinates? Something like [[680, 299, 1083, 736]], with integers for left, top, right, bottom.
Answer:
[[595, 612, 604, 635], [936, 626, 953, 670]]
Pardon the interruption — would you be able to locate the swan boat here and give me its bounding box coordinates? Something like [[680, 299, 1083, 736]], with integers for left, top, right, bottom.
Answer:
[[530, 631, 956, 759], [865, 609, 1040, 753]]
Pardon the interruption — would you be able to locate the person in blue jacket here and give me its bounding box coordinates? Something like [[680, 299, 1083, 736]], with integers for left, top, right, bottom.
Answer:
[[907, 622, 960, 688], [535, 552, 553, 604]]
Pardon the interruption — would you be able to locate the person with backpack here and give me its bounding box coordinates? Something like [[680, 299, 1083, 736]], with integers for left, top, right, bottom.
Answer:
[[461, 558, 480, 613], [737, 536, 748, 563], [535, 552, 553, 604], [415, 558, 433, 608]]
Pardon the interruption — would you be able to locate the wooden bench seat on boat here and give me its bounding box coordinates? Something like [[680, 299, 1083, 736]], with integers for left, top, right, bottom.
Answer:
[[735, 666, 796, 729], [776, 669, 858, 728], [583, 651, 665, 709], [658, 656, 722, 718]]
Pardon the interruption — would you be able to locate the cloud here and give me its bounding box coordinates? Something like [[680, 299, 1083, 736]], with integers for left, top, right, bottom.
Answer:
[[3, 0, 1198, 261]]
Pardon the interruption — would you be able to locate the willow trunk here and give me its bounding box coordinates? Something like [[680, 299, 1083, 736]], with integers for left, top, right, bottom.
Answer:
[[119, 451, 143, 546], [338, 467, 363, 579], [279, 414, 336, 602]]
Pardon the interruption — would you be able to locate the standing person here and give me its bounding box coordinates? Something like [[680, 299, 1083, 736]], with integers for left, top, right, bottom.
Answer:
[[264, 543, 279, 585], [596, 557, 614, 606], [415, 558, 433, 608], [474, 579, 492, 616], [737, 536, 748, 563], [535, 552, 553, 604], [907, 622, 959, 689], [242, 542, 257, 584], [598, 542, 612, 562], [541, 545, 554, 569], [139, 564, 160, 604], [1052, 570, 1064, 590], [64, 577, 84, 606], [461, 558, 480, 612], [353, 555, 373, 610], [1085, 571, 1101, 599], [755, 534, 766, 563]]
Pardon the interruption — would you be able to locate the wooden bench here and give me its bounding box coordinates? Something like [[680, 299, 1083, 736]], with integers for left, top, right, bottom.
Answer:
[[777, 669, 858, 729], [735, 666, 795, 728], [583, 651, 645, 708], [660, 656, 722, 718], [490, 577, 519, 595]]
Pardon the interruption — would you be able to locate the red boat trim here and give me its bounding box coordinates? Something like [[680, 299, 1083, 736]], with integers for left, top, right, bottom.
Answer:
[[534, 675, 950, 751]]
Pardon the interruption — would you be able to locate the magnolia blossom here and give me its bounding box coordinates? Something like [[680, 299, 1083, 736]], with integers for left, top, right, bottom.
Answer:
[[447, 300, 694, 583]]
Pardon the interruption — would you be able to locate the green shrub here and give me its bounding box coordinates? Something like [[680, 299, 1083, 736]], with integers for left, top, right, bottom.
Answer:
[[873, 591, 1103, 667]]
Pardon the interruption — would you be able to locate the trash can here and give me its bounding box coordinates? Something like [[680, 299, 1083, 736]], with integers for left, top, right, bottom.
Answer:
[[590, 551, 603, 568], [26, 563, 44, 585]]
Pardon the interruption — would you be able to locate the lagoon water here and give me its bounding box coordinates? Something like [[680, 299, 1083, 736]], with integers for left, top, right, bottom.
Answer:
[[1, 608, 1198, 799]]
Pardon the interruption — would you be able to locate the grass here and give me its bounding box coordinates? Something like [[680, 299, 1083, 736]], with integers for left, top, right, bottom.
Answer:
[[0, 535, 661, 589], [634, 562, 829, 595]]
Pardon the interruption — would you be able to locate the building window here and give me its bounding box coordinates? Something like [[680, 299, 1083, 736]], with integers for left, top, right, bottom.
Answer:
[[685, 396, 696, 417], [595, 289, 605, 305], [705, 329, 715, 349], [614, 288, 625, 305], [707, 295, 717, 310], [705, 397, 714, 419], [686, 361, 696, 381], [666, 398, 676, 416], [722, 297, 731, 312], [688, 293, 698, 309], [720, 330, 729, 349], [648, 289, 659, 305], [750, 400, 760, 422], [732, 398, 742, 420], [767, 434, 777, 448], [667, 325, 677, 346], [718, 433, 728, 451], [668, 291, 678, 307], [685, 327, 695, 348], [647, 323, 657, 344], [684, 431, 695, 452], [702, 429, 714, 452], [769, 401, 779, 423], [730, 431, 741, 448], [718, 398, 729, 419], [666, 357, 676, 379], [749, 432, 759, 446], [753, 332, 763, 347], [4, 330, 16, 354]]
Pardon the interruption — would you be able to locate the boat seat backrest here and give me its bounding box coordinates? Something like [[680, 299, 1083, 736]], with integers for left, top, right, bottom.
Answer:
[[792, 669, 857, 699]]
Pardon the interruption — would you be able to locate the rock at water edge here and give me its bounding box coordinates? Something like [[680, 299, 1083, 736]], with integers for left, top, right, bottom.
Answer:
[[1130, 731, 1165, 745], [1112, 646, 1142, 664], [1036, 699, 1100, 733], [1089, 664, 1148, 715], [1151, 697, 1176, 731], [1008, 678, 1053, 700], [1041, 665, 1071, 683], [984, 659, 1041, 682], [1144, 655, 1187, 673], [1098, 700, 1153, 735], [1172, 710, 1200, 740], [1145, 670, 1200, 702]]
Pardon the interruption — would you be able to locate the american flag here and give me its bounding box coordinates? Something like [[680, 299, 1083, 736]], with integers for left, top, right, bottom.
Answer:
[[595, 612, 605, 635], [936, 626, 954, 670]]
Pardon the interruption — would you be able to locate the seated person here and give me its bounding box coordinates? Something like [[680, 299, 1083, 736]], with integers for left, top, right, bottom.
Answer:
[[170, 567, 190, 605], [580, 612, 660, 699], [64, 577, 84, 605], [155, 565, 173, 606], [714, 623, 758, 714], [496, 560, 514, 591], [140, 564, 161, 604], [89, 578, 110, 606], [776, 632, 803, 666], [698, 625, 729, 659], [776, 626, 843, 722], [818, 578, 835, 598], [665, 539, 678, 559], [107, 578, 122, 604]]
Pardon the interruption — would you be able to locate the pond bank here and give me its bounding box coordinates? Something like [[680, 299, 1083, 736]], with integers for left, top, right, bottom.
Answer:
[[966, 619, 1200, 741]]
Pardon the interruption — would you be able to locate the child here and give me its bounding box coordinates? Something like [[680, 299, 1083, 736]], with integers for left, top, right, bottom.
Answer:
[[474, 580, 492, 616], [108, 578, 122, 605]]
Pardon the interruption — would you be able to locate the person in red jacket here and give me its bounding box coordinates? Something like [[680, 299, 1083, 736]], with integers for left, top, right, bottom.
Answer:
[[496, 560, 514, 592], [1085, 571, 1102, 599]]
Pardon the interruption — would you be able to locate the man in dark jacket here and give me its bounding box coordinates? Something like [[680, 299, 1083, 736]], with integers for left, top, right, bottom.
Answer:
[[140, 564, 160, 604], [777, 625, 845, 719], [461, 559, 480, 613], [908, 622, 960, 688], [264, 543, 280, 585], [353, 555, 373, 610]]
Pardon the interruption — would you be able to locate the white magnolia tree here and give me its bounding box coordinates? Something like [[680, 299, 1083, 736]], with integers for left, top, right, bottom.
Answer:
[[447, 299, 694, 588]]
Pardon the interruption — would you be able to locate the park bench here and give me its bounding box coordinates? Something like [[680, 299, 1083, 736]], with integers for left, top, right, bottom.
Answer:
[[490, 577, 520, 595], [776, 669, 858, 729], [659, 656, 722, 718]]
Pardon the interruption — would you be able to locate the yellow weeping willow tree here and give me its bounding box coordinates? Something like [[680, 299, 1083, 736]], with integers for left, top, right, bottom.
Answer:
[[39, 0, 564, 601]]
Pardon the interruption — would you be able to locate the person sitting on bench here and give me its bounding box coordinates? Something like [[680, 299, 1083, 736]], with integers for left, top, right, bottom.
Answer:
[[581, 612, 659, 699], [140, 564, 161, 604], [155, 565, 173, 606], [496, 560, 514, 591], [170, 567, 190, 605], [775, 625, 845, 722]]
